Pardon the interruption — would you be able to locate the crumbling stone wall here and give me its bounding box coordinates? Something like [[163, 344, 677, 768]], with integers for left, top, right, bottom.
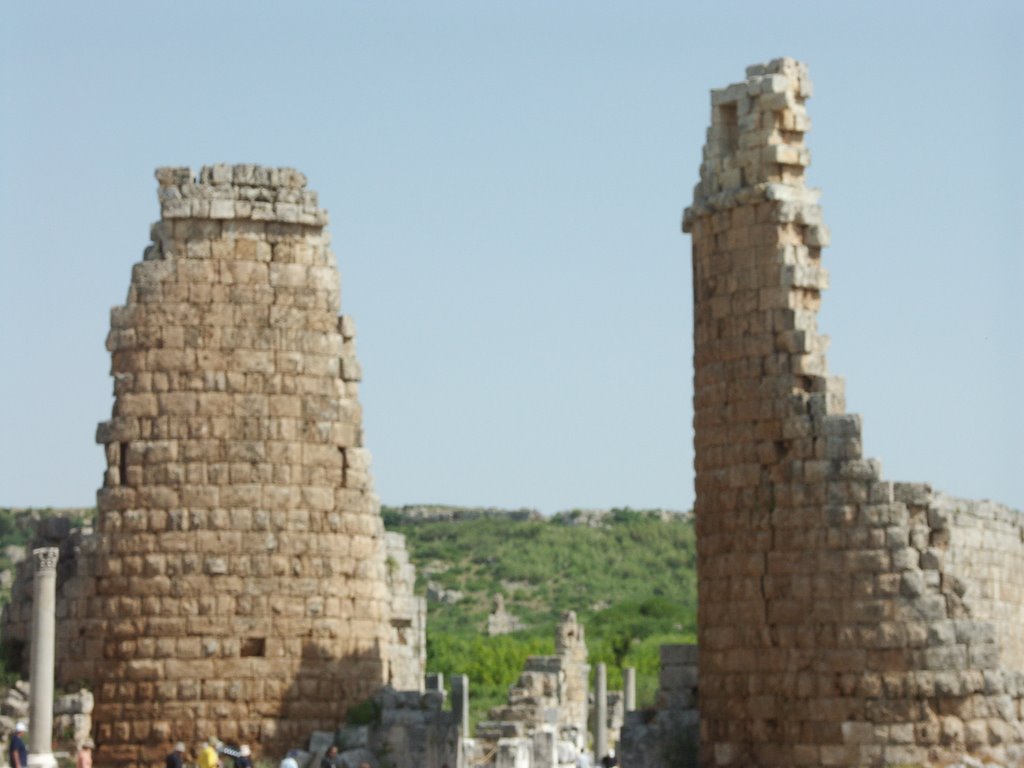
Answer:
[[475, 612, 590, 764], [932, 493, 1024, 672], [0, 166, 425, 767], [487, 594, 526, 636], [684, 59, 1024, 766], [384, 531, 427, 692], [619, 644, 699, 768]]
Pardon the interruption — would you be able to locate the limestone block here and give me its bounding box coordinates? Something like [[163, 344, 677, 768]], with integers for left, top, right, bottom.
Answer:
[[156, 167, 192, 186]]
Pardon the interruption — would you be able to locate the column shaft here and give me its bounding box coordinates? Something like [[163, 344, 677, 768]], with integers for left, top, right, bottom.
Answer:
[[28, 548, 58, 768], [595, 662, 607, 759], [623, 667, 636, 712]]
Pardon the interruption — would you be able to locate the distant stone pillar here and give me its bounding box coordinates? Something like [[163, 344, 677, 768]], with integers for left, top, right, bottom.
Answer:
[[451, 674, 470, 737], [28, 548, 58, 768], [595, 662, 608, 760], [623, 667, 636, 712]]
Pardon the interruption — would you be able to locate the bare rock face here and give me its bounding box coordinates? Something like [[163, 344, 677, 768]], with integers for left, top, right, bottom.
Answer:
[[685, 59, 1024, 767], [37, 165, 422, 767]]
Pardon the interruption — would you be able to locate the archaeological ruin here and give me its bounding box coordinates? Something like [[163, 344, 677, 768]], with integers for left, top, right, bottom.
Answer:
[[3, 56, 1023, 768], [3, 166, 426, 766], [474, 611, 591, 763], [679, 57, 1024, 766]]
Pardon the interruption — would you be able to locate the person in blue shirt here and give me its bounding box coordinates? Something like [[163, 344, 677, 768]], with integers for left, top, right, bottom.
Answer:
[[165, 742, 186, 768], [9, 722, 27, 768], [234, 745, 253, 768]]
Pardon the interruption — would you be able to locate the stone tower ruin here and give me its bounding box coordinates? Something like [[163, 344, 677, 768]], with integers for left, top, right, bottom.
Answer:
[[684, 59, 1024, 766], [1, 165, 425, 766]]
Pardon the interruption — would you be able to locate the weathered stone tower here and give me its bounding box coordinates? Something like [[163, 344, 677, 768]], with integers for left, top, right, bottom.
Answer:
[[49, 165, 416, 765], [685, 60, 1024, 766]]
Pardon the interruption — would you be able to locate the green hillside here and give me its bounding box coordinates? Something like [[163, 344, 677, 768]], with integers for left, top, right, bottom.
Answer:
[[0, 506, 698, 726], [382, 507, 697, 724]]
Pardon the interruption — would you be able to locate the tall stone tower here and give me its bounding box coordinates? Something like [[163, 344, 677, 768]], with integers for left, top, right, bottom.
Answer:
[[685, 60, 1024, 766], [73, 165, 398, 765]]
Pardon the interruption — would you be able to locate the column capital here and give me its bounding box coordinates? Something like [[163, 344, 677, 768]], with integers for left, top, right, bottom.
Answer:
[[32, 548, 59, 573]]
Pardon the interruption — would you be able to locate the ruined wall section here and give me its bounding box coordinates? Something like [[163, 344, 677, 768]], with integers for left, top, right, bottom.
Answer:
[[384, 531, 426, 692], [475, 611, 590, 757], [930, 493, 1024, 671], [41, 165, 402, 767], [685, 60, 1024, 767], [619, 644, 699, 768]]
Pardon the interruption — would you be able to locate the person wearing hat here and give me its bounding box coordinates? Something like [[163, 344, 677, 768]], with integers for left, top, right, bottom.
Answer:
[[8, 722, 27, 768], [166, 742, 187, 768], [76, 739, 95, 768], [234, 745, 253, 768], [198, 740, 220, 768]]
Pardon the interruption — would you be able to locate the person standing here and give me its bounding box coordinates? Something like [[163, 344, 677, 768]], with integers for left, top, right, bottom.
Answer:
[[198, 740, 220, 768], [320, 746, 338, 768], [8, 723, 27, 768], [76, 739, 94, 768], [234, 745, 253, 768], [166, 742, 186, 768]]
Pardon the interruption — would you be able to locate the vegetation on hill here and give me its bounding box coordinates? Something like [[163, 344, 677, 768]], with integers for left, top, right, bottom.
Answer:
[[382, 507, 697, 725], [0, 506, 698, 727]]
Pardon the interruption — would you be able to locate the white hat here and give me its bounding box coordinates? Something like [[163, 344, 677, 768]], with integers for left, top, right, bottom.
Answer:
[[14, 722, 26, 732], [240, 746, 251, 757], [174, 742, 186, 752]]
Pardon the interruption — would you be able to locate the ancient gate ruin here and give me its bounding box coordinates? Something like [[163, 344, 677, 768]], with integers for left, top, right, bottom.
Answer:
[[4, 58, 1023, 768], [4, 166, 425, 767], [685, 58, 1024, 766]]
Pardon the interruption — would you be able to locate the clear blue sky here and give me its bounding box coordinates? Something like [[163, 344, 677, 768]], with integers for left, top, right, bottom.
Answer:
[[1, 2, 1021, 514]]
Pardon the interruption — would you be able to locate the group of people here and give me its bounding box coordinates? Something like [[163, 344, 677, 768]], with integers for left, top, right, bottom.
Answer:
[[165, 740, 369, 768], [12, 727, 616, 768], [6, 721, 95, 768], [165, 740, 252, 768]]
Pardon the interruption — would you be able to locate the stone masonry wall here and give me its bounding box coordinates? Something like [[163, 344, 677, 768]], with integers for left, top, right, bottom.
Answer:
[[384, 531, 426, 692], [619, 644, 699, 768], [932, 493, 1024, 672], [684, 59, 1024, 767], [7, 165, 423, 768], [475, 611, 590, 762]]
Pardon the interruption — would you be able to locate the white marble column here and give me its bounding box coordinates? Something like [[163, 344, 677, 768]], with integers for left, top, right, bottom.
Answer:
[[28, 548, 58, 768], [451, 673, 470, 738], [595, 662, 608, 760], [623, 666, 636, 712]]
